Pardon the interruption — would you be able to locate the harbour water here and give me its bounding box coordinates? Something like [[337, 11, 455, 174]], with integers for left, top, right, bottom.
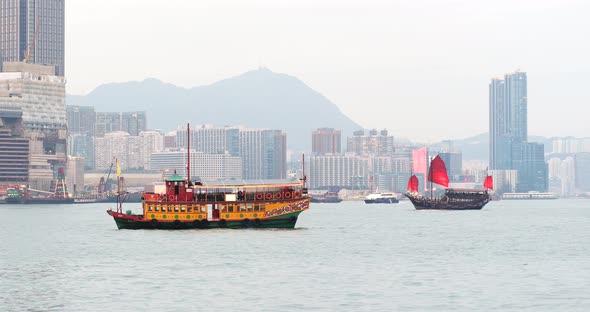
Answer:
[[1, 199, 589, 311]]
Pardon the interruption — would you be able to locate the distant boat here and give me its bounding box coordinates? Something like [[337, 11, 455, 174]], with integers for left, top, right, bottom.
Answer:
[[364, 192, 399, 204], [405, 155, 492, 210], [502, 192, 557, 200], [310, 191, 342, 203]]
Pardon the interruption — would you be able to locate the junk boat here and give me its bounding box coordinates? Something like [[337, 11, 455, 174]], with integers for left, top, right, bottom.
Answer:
[[107, 124, 310, 229], [405, 155, 493, 210]]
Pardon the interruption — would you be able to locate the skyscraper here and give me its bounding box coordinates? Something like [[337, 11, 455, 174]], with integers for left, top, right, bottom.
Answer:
[[489, 70, 547, 192], [0, 0, 65, 76]]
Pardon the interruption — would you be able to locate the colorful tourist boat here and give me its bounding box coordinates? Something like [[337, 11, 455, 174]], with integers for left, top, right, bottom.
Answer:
[[405, 155, 493, 210], [107, 123, 310, 229]]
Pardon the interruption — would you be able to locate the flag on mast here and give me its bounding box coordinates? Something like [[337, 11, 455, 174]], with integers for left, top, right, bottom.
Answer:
[[116, 159, 122, 177]]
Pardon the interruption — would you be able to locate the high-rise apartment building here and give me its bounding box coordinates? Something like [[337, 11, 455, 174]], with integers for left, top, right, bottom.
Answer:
[[95, 111, 147, 137], [347, 129, 394, 157], [0, 0, 65, 76], [308, 155, 369, 189], [489, 70, 547, 192], [176, 125, 239, 156], [66, 105, 96, 135], [94, 130, 164, 170], [150, 151, 242, 181], [312, 128, 341, 155], [239, 129, 286, 179]]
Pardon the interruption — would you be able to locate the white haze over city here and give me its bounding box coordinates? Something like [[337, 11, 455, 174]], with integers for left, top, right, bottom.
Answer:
[[66, 0, 590, 142]]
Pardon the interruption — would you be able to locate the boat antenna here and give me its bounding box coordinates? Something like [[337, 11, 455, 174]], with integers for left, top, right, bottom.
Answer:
[[187, 122, 191, 186]]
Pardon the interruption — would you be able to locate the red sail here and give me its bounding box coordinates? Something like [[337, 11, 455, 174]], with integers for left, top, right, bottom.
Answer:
[[407, 175, 419, 192], [483, 175, 494, 189], [428, 155, 449, 187]]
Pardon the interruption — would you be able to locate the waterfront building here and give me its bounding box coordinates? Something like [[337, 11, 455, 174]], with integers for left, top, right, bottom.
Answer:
[[489, 170, 518, 194], [0, 106, 29, 184], [312, 128, 341, 156], [150, 151, 242, 180], [560, 157, 576, 197], [575, 152, 590, 192], [489, 70, 547, 192], [511, 142, 547, 192], [0, 0, 65, 76], [308, 155, 369, 189], [0, 62, 67, 190], [66, 156, 85, 194]]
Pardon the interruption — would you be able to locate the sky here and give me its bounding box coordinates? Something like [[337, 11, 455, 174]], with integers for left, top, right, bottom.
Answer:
[[66, 0, 590, 142]]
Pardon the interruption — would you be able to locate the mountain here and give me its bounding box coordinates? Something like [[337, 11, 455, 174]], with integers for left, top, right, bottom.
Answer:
[[67, 68, 362, 151]]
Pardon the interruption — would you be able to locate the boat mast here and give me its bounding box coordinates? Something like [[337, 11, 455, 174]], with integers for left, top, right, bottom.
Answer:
[[187, 123, 191, 186], [302, 153, 307, 189], [116, 158, 122, 213], [429, 155, 433, 199]]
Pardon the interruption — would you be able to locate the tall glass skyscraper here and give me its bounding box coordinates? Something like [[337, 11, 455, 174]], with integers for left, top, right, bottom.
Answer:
[[0, 0, 65, 76], [489, 70, 547, 192]]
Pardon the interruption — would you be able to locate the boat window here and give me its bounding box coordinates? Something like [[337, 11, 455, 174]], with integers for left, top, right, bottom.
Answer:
[[227, 204, 234, 212], [201, 206, 207, 213], [260, 204, 265, 212], [154, 206, 159, 212], [181, 205, 186, 212], [148, 205, 153, 211], [247, 203, 253, 211], [187, 205, 192, 213], [220, 205, 226, 212], [240, 204, 246, 212], [254, 204, 259, 212], [168, 206, 173, 212]]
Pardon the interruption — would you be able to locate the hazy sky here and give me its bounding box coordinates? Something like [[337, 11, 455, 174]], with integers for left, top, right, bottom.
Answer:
[[66, 0, 590, 141]]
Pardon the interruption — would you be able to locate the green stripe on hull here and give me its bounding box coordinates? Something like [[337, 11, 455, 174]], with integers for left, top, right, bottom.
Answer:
[[113, 211, 303, 230]]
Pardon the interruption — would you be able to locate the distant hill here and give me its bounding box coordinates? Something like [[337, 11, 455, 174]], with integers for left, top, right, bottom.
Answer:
[[67, 68, 362, 151], [438, 133, 552, 161]]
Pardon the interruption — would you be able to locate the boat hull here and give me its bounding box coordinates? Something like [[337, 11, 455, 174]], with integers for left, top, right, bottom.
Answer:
[[364, 198, 399, 204], [5, 197, 74, 204], [405, 194, 489, 210], [108, 210, 304, 230], [310, 198, 342, 203]]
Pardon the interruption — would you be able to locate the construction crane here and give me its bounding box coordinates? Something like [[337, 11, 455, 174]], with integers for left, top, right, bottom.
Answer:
[[98, 158, 116, 196]]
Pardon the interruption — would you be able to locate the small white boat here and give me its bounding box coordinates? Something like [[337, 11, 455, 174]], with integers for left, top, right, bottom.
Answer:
[[364, 193, 399, 204]]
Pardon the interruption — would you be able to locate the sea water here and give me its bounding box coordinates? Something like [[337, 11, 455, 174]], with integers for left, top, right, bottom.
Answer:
[[1, 199, 589, 311]]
